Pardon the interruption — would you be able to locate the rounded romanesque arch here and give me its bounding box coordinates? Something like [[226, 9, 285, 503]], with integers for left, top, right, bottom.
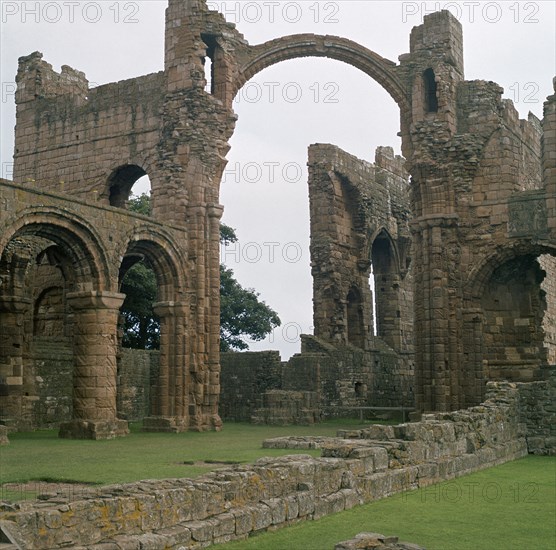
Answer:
[[0, 208, 111, 292], [118, 227, 190, 427], [464, 241, 556, 302], [119, 227, 187, 303], [460, 242, 556, 398], [236, 34, 410, 122], [0, 208, 123, 438], [107, 165, 148, 209]]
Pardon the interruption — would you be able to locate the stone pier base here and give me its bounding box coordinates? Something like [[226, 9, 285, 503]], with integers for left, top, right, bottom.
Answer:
[[142, 416, 189, 433], [0, 425, 9, 445], [58, 419, 129, 440]]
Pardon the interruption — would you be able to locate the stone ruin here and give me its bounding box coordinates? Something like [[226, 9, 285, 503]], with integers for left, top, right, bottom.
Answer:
[[0, 0, 555, 439]]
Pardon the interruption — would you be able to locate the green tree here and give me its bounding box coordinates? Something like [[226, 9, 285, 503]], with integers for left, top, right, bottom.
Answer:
[[127, 193, 151, 216], [120, 261, 159, 349], [219, 225, 281, 351], [121, 193, 281, 351]]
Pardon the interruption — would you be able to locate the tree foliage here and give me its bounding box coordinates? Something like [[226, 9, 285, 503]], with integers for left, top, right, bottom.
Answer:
[[120, 261, 159, 350], [120, 193, 281, 352], [127, 193, 152, 216]]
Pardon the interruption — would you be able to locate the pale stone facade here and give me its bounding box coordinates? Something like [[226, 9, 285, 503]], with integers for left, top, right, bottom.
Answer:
[[0, 1, 554, 438]]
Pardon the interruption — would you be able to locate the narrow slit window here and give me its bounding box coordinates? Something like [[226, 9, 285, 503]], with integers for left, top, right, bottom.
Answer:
[[423, 68, 438, 113], [202, 34, 217, 95]]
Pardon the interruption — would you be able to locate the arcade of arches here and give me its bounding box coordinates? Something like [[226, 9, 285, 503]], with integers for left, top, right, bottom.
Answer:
[[0, 1, 554, 439]]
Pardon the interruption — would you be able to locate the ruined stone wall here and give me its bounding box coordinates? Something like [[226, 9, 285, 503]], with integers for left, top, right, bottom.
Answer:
[[117, 349, 160, 423], [540, 255, 556, 364], [13, 53, 165, 205], [220, 338, 415, 425], [481, 257, 549, 381], [517, 368, 556, 455], [220, 351, 282, 421], [0, 381, 529, 549], [30, 338, 73, 429], [396, 12, 555, 412], [0, 179, 189, 435], [304, 143, 415, 414], [308, 145, 412, 354]]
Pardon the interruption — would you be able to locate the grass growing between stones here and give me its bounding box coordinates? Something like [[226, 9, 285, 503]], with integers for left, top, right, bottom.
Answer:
[[0, 419, 373, 500], [221, 455, 556, 550]]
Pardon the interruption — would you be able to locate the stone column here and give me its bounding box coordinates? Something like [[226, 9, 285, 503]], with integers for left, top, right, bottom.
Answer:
[[59, 291, 128, 440], [143, 301, 190, 432], [412, 215, 462, 412], [207, 204, 224, 431], [0, 296, 31, 426]]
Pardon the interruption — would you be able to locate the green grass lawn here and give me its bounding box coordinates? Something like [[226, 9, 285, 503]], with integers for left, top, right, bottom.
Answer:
[[221, 455, 556, 550], [0, 419, 370, 497]]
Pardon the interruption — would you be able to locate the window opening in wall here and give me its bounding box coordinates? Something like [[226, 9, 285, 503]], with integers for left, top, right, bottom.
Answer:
[[119, 256, 160, 350], [201, 34, 217, 94], [369, 266, 377, 336], [423, 68, 438, 113], [108, 165, 148, 210]]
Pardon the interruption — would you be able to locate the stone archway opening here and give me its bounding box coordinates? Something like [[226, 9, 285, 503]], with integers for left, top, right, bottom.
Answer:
[[0, 216, 124, 437], [117, 235, 191, 432], [222, 56, 402, 358], [118, 252, 160, 351], [481, 252, 556, 382], [107, 165, 151, 210], [370, 230, 398, 346]]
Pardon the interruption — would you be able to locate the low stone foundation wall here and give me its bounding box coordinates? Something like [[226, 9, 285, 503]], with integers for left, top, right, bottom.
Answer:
[[0, 381, 529, 549], [251, 390, 319, 425], [516, 367, 556, 455]]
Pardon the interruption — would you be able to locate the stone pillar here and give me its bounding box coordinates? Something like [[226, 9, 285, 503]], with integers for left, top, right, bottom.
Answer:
[[143, 301, 190, 432], [207, 204, 224, 430], [0, 296, 31, 425], [59, 291, 128, 440], [461, 308, 485, 408], [412, 215, 462, 412]]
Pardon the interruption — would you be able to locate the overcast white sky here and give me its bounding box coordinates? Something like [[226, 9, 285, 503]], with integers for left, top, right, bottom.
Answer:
[[1, 1, 554, 358]]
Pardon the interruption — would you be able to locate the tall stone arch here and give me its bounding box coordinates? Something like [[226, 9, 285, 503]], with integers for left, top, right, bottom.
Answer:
[[118, 228, 205, 432], [235, 34, 410, 125]]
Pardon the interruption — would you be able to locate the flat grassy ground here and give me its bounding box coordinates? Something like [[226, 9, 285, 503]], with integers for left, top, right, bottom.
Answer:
[[221, 455, 556, 550], [0, 419, 371, 499]]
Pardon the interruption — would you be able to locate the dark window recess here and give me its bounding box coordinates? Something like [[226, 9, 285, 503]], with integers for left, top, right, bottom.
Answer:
[[423, 68, 438, 113]]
